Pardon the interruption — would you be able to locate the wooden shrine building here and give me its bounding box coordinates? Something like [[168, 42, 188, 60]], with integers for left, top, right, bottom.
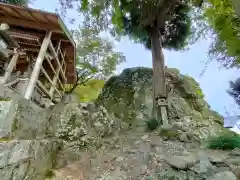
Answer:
[[0, 2, 76, 107]]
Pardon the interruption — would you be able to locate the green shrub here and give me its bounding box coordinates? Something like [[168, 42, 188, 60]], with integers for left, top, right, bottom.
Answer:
[[207, 133, 240, 150], [145, 118, 160, 131], [159, 127, 181, 140], [0, 97, 11, 101], [44, 169, 55, 178]]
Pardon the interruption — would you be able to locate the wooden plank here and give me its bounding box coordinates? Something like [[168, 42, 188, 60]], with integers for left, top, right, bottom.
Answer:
[[9, 28, 70, 42], [31, 12, 49, 23], [24, 31, 52, 100], [57, 77, 64, 90], [0, 6, 19, 18], [45, 55, 56, 75], [43, 14, 52, 24], [40, 66, 53, 86], [56, 40, 61, 55], [60, 49, 66, 66], [54, 87, 61, 97], [45, 14, 58, 24], [64, 63, 67, 74], [0, 16, 61, 32], [49, 59, 63, 98], [36, 80, 57, 103], [15, 9, 40, 23]]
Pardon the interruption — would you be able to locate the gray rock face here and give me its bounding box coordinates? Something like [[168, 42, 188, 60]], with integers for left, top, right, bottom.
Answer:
[[209, 171, 236, 180], [97, 67, 224, 140], [0, 67, 236, 180], [0, 140, 63, 180], [0, 94, 120, 180], [164, 154, 199, 170]]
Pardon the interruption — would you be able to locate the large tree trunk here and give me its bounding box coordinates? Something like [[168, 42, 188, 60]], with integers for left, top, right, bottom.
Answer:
[[149, 27, 168, 125]]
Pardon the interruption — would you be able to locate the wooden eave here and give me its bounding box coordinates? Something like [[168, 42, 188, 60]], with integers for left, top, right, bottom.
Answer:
[[0, 2, 76, 83]]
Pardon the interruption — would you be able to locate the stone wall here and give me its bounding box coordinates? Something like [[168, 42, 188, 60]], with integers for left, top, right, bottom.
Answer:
[[0, 91, 122, 180]]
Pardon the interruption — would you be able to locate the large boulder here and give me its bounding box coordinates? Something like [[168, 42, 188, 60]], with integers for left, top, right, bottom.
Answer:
[[96, 67, 224, 140]]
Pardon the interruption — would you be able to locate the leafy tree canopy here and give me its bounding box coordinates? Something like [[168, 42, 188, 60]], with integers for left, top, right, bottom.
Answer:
[[80, 0, 199, 51], [0, 0, 29, 6], [65, 25, 125, 94], [72, 25, 125, 79], [203, 0, 240, 68]]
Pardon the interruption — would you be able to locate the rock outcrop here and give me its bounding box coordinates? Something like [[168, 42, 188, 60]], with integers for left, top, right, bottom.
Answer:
[[0, 92, 120, 180], [0, 67, 238, 180], [97, 67, 225, 141]]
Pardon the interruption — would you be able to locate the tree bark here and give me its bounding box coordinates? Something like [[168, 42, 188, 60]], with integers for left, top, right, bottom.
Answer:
[[149, 27, 167, 122]]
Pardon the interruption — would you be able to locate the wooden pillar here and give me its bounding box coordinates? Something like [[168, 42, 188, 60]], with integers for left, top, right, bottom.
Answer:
[[24, 31, 52, 100], [0, 49, 19, 85]]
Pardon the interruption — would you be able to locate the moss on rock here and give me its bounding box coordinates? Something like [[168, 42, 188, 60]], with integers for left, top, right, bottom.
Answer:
[[96, 67, 224, 140]]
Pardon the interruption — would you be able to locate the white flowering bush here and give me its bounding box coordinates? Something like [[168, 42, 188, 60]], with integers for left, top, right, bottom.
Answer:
[[55, 103, 115, 149], [55, 103, 89, 149], [92, 106, 114, 137]]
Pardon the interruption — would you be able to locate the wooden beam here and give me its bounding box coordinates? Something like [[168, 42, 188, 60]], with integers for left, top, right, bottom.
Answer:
[[64, 63, 67, 74], [24, 31, 52, 100], [0, 49, 19, 84], [49, 60, 62, 99], [40, 66, 53, 86], [57, 77, 64, 90], [56, 40, 61, 55], [9, 28, 70, 42], [45, 55, 56, 75], [36, 80, 57, 103], [6, 49, 25, 56], [49, 41, 67, 82], [0, 16, 61, 33]]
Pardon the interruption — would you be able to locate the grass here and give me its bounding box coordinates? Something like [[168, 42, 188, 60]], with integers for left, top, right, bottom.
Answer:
[[0, 97, 11, 101], [207, 133, 240, 150], [145, 118, 160, 131], [0, 137, 9, 142]]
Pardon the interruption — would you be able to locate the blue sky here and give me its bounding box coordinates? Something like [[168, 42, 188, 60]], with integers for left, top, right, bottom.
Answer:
[[31, 0, 240, 116]]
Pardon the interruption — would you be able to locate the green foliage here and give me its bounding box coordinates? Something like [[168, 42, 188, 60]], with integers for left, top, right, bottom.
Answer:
[[66, 79, 105, 102], [44, 169, 55, 179], [0, 137, 9, 142], [0, 0, 28, 5], [207, 133, 240, 150], [80, 0, 194, 51], [145, 118, 160, 131], [72, 25, 125, 79], [184, 75, 204, 98], [66, 25, 125, 94], [227, 77, 240, 106], [204, 0, 240, 68], [0, 97, 11, 101]]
